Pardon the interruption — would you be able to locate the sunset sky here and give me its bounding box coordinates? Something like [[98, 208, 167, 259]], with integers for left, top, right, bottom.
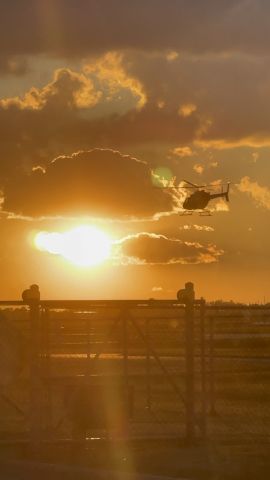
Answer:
[[0, 0, 269, 302]]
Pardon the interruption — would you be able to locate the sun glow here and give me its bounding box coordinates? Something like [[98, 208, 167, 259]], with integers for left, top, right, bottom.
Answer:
[[35, 226, 111, 267]]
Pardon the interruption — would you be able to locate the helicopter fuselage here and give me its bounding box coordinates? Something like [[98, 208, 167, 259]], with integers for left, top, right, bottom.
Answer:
[[183, 190, 227, 211]]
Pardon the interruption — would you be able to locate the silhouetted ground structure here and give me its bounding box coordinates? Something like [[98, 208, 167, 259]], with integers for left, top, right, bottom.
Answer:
[[0, 287, 270, 478]]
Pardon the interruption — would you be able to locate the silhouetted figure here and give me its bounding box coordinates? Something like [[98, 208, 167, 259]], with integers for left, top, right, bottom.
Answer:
[[177, 282, 195, 304], [22, 284, 40, 304]]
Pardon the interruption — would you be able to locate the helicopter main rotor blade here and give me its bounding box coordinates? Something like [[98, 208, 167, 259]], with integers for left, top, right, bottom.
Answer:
[[154, 180, 232, 190], [182, 179, 200, 188]]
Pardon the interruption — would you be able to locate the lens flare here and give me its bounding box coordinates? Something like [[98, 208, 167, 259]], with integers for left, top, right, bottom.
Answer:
[[35, 226, 111, 267], [151, 166, 174, 187]]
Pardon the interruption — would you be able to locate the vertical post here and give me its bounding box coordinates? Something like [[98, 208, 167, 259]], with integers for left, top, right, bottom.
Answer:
[[86, 316, 91, 377], [209, 316, 216, 415], [122, 307, 130, 437], [185, 296, 195, 443], [199, 298, 207, 438], [29, 299, 41, 446], [39, 308, 46, 434], [145, 318, 152, 410], [122, 307, 129, 387], [44, 307, 52, 435]]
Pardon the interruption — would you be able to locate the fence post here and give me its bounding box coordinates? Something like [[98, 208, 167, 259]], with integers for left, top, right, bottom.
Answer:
[[145, 318, 152, 410], [185, 295, 195, 443], [178, 282, 196, 443], [86, 315, 91, 377], [122, 307, 129, 400], [209, 316, 216, 415], [44, 307, 52, 436], [29, 298, 41, 447], [199, 298, 207, 438], [121, 306, 130, 438]]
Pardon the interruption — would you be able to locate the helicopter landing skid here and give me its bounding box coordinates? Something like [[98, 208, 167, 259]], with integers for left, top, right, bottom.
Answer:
[[180, 209, 212, 216], [199, 209, 212, 216], [180, 210, 193, 216]]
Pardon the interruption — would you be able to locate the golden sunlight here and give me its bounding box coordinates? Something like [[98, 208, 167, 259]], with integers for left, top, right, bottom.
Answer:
[[35, 226, 111, 267]]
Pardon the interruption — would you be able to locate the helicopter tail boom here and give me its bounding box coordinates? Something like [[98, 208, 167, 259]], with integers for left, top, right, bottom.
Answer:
[[209, 182, 230, 202], [225, 182, 230, 202]]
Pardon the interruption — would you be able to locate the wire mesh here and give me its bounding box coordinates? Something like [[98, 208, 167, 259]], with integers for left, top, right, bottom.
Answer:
[[0, 303, 269, 447]]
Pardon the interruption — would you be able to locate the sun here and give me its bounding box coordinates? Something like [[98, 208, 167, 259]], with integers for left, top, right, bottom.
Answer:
[[35, 225, 111, 267]]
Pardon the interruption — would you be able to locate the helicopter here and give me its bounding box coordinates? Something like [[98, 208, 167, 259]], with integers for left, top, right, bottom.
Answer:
[[181, 180, 230, 215]]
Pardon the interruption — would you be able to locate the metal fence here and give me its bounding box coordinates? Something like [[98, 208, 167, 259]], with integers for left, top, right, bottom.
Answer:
[[0, 298, 270, 451], [205, 305, 270, 445]]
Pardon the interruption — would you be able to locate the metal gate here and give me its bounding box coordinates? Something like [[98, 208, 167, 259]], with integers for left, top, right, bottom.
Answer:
[[1, 290, 269, 455], [0, 291, 207, 446]]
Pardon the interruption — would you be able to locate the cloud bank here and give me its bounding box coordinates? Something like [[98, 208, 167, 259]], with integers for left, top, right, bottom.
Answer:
[[116, 232, 223, 265], [1, 1, 270, 58], [3, 149, 174, 218], [238, 176, 270, 210]]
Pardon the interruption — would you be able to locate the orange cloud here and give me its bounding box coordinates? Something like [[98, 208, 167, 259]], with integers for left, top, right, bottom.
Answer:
[[196, 137, 270, 149], [178, 103, 197, 118], [193, 163, 204, 174], [0, 68, 102, 110], [84, 51, 147, 109], [238, 176, 270, 210], [171, 146, 193, 157], [166, 51, 179, 62], [179, 225, 214, 232]]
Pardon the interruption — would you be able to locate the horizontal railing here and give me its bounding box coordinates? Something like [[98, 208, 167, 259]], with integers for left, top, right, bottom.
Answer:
[[0, 299, 270, 310]]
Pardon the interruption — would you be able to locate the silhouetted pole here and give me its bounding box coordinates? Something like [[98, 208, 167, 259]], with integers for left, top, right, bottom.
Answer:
[[199, 298, 207, 438], [185, 289, 195, 443], [27, 286, 41, 448], [122, 306, 130, 438], [122, 306, 129, 390], [22, 284, 41, 447], [145, 318, 152, 410], [86, 316, 91, 377], [177, 282, 196, 443], [44, 307, 52, 436], [209, 316, 216, 415]]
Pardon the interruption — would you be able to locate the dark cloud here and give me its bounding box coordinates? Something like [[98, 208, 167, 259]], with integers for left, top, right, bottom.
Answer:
[[1, 50, 270, 180], [82, 106, 200, 146], [1, 44, 270, 195], [0, 68, 103, 180], [2, 42, 270, 190], [117, 232, 223, 264], [3, 149, 174, 218], [0, 1, 270, 58], [125, 52, 270, 148], [0, 79, 201, 182]]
